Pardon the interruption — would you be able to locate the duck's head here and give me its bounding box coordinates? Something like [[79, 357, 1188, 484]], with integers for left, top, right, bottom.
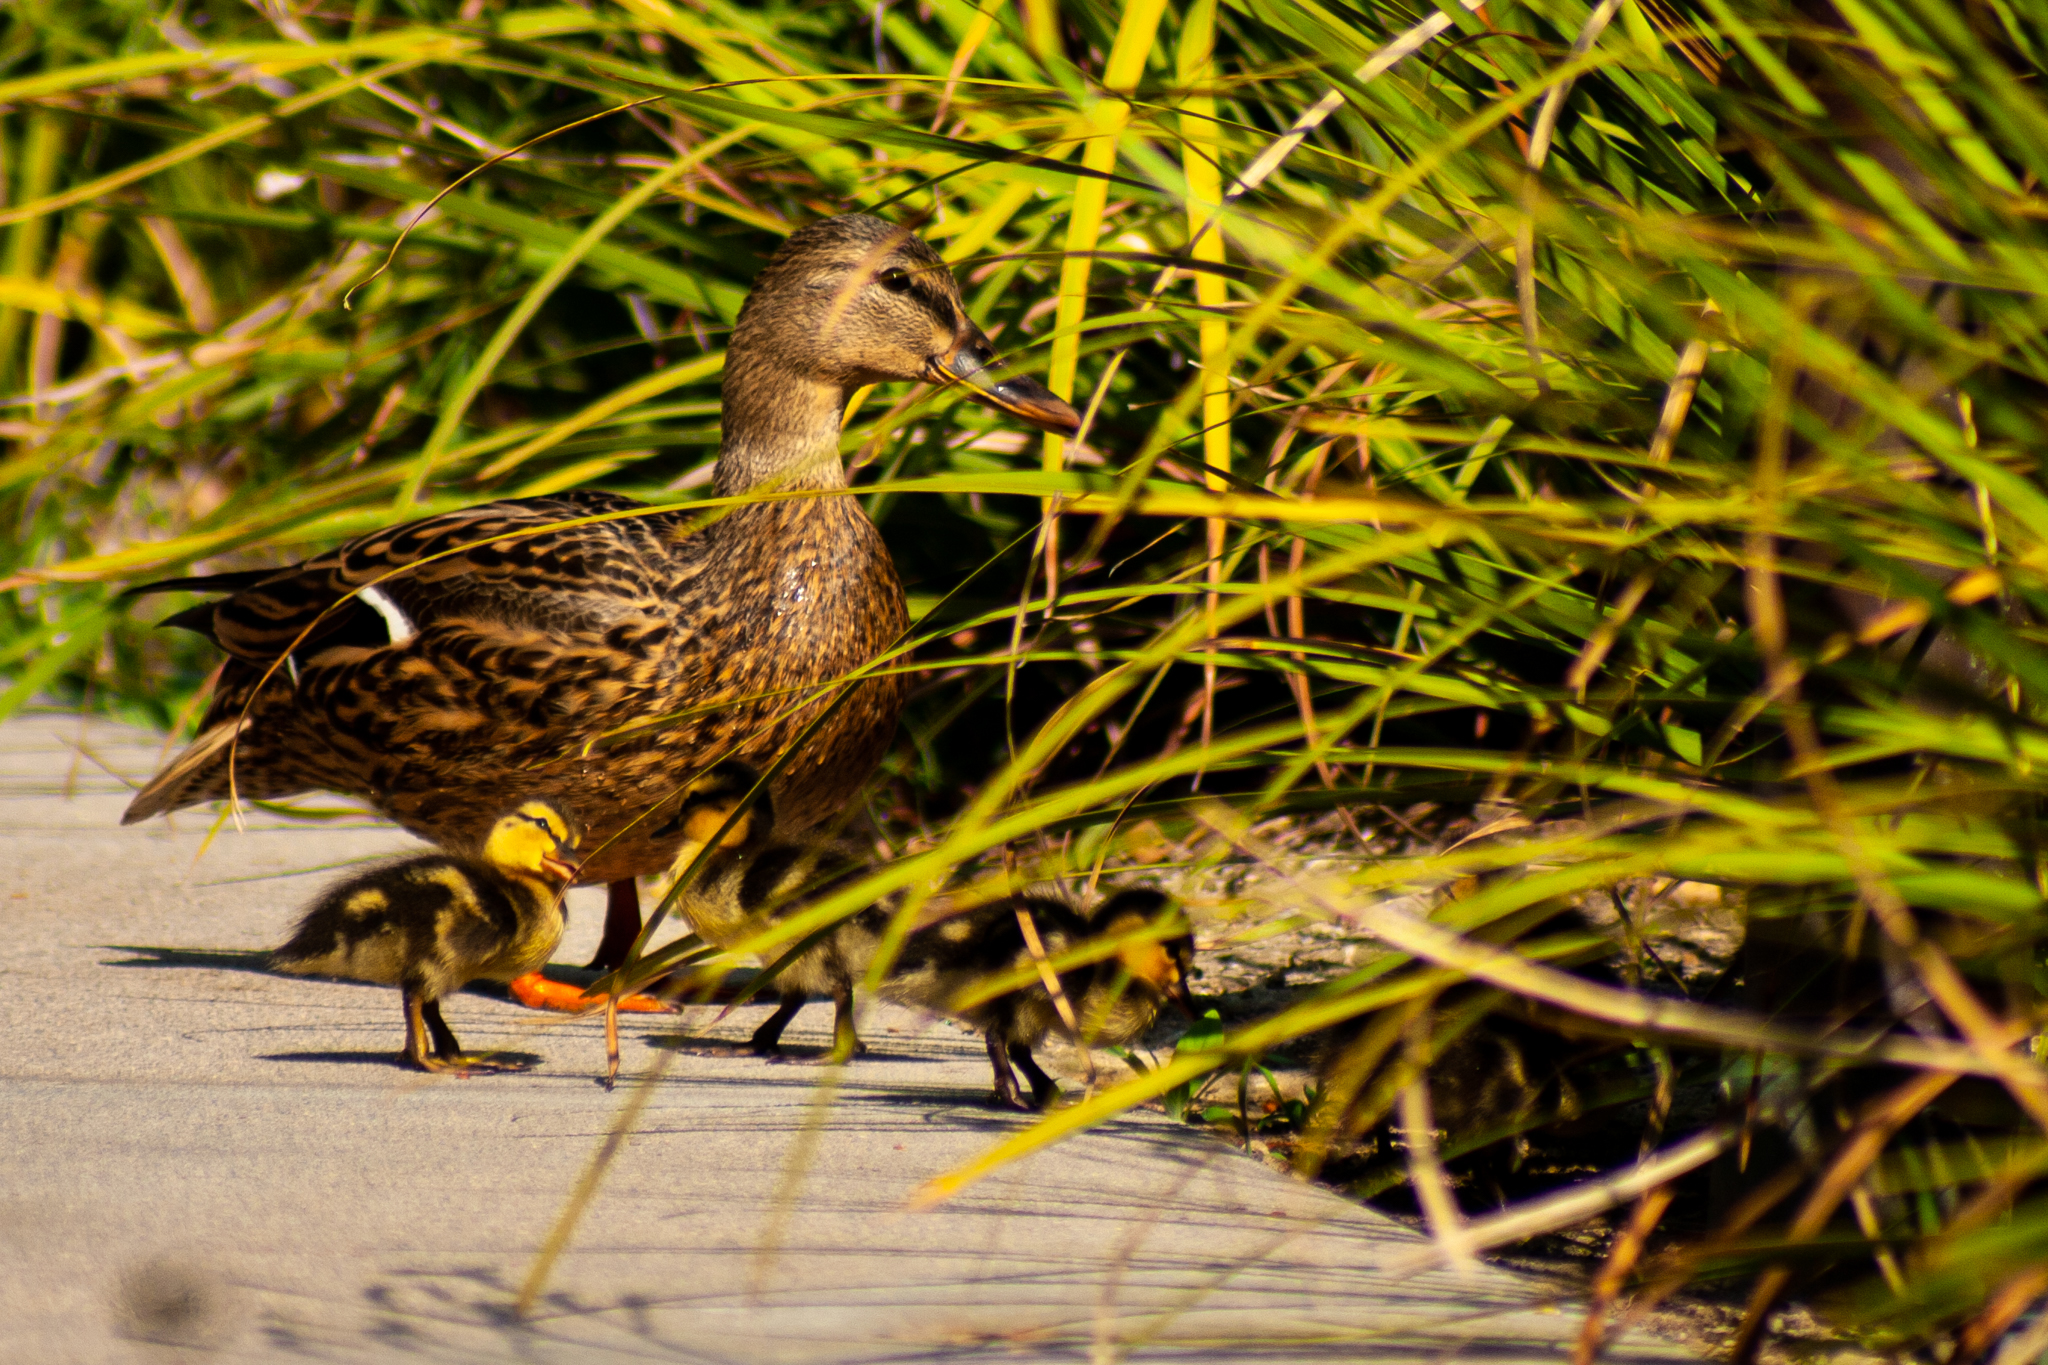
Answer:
[[659, 760, 774, 854], [482, 799, 581, 886], [719, 214, 1079, 492], [1093, 888, 1197, 1014]]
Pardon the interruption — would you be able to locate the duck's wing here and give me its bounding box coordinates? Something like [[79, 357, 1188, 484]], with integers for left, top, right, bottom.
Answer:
[[122, 492, 692, 824], [135, 491, 673, 664]]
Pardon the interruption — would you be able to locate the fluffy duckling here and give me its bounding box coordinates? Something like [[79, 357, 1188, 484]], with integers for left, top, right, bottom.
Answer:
[[272, 801, 580, 1072], [657, 762, 882, 1063], [660, 764, 1196, 1104], [882, 888, 1196, 1109]]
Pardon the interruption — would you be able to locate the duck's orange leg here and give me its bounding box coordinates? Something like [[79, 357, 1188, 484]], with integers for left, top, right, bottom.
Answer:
[[507, 972, 675, 1014], [508, 880, 672, 1013]]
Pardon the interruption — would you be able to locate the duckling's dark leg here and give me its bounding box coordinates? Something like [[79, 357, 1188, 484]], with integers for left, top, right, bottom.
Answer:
[[401, 988, 436, 1071], [749, 992, 807, 1055], [401, 986, 532, 1074], [985, 1030, 1029, 1110], [827, 982, 867, 1065], [1008, 1042, 1060, 1108], [421, 999, 463, 1058], [586, 879, 642, 972]]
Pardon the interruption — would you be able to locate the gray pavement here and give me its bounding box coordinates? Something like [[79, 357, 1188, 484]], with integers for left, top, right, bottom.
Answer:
[[0, 712, 1695, 1362]]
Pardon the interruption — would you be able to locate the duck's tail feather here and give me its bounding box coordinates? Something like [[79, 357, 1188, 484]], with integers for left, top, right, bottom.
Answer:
[[118, 568, 278, 601], [125, 570, 283, 643], [155, 601, 223, 640], [121, 717, 250, 825]]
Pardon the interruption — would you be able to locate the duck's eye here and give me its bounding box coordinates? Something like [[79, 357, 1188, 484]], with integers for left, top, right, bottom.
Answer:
[[877, 268, 912, 295]]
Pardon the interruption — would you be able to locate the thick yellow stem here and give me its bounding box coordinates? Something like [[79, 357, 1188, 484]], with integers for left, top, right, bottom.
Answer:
[[1041, 0, 1169, 474]]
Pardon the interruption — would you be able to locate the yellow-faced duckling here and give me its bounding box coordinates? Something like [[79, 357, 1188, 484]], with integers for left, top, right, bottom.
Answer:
[[658, 761, 882, 1063], [272, 800, 580, 1072], [880, 888, 1196, 1109], [121, 213, 1081, 997], [660, 762, 1196, 1104]]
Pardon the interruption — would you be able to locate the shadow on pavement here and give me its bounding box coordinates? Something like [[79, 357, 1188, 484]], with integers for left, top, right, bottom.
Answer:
[[255, 1050, 407, 1068], [258, 1050, 546, 1071], [100, 944, 276, 973]]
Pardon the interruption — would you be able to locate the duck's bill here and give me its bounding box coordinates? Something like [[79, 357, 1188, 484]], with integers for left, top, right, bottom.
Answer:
[[930, 345, 1081, 436], [542, 853, 582, 882]]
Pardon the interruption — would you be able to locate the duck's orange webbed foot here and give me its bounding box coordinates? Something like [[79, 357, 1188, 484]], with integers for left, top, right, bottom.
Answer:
[[508, 971, 674, 1014]]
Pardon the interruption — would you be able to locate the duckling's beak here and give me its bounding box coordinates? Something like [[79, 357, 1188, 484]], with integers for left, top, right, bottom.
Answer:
[[542, 849, 581, 882], [1165, 974, 1197, 1018], [929, 334, 1081, 436]]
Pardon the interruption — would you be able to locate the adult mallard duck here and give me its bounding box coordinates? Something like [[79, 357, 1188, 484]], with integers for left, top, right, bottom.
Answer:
[[124, 214, 1078, 992], [271, 798, 580, 1071]]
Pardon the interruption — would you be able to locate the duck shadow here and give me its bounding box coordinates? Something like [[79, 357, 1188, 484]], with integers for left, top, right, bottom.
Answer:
[[256, 1049, 406, 1068], [641, 1032, 945, 1066], [101, 944, 276, 974], [258, 1050, 547, 1072], [836, 1088, 1037, 1123]]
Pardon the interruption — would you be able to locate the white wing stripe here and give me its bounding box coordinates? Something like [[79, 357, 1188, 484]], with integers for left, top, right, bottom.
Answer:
[[359, 585, 417, 645]]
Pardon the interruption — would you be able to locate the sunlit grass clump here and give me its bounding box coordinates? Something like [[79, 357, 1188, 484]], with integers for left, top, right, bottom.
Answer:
[[7, 0, 2048, 1356]]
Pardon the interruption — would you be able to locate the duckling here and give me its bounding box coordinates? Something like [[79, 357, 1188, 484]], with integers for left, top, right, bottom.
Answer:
[[657, 761, 884, 1063], [121, 214, 1081, 997], [271, 800, 580, 1072], [882, 888, 1197, 1109], [658, 763, 1196, 1104]]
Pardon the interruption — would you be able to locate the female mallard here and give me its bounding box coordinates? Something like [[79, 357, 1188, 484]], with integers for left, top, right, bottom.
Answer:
[[123, 215, 1078, 989], [272, 798, 580, 1072]]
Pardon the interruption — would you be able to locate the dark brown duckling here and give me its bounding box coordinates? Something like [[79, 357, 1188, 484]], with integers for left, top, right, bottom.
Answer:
[[271, 800, 580, 1072], [659, 763, 1196, 1104], [657, 761, 881, 1063], [882, 887, 1196, 1109], [120, 213, 1081, 997]]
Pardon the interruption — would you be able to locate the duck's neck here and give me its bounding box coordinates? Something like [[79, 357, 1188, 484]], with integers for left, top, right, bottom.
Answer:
[[714, 352, 850, 498]]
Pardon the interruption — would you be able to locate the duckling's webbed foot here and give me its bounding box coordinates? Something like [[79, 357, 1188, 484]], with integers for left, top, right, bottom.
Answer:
[[411, 1051, 535, 1074], [750, 993, 807, 1057], [984, 1030, 1033, 1110], [1008, 1042, 1060, 1108]]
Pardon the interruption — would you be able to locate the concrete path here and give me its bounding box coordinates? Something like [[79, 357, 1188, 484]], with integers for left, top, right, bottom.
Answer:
[[0, 712, 1694, 1362]]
